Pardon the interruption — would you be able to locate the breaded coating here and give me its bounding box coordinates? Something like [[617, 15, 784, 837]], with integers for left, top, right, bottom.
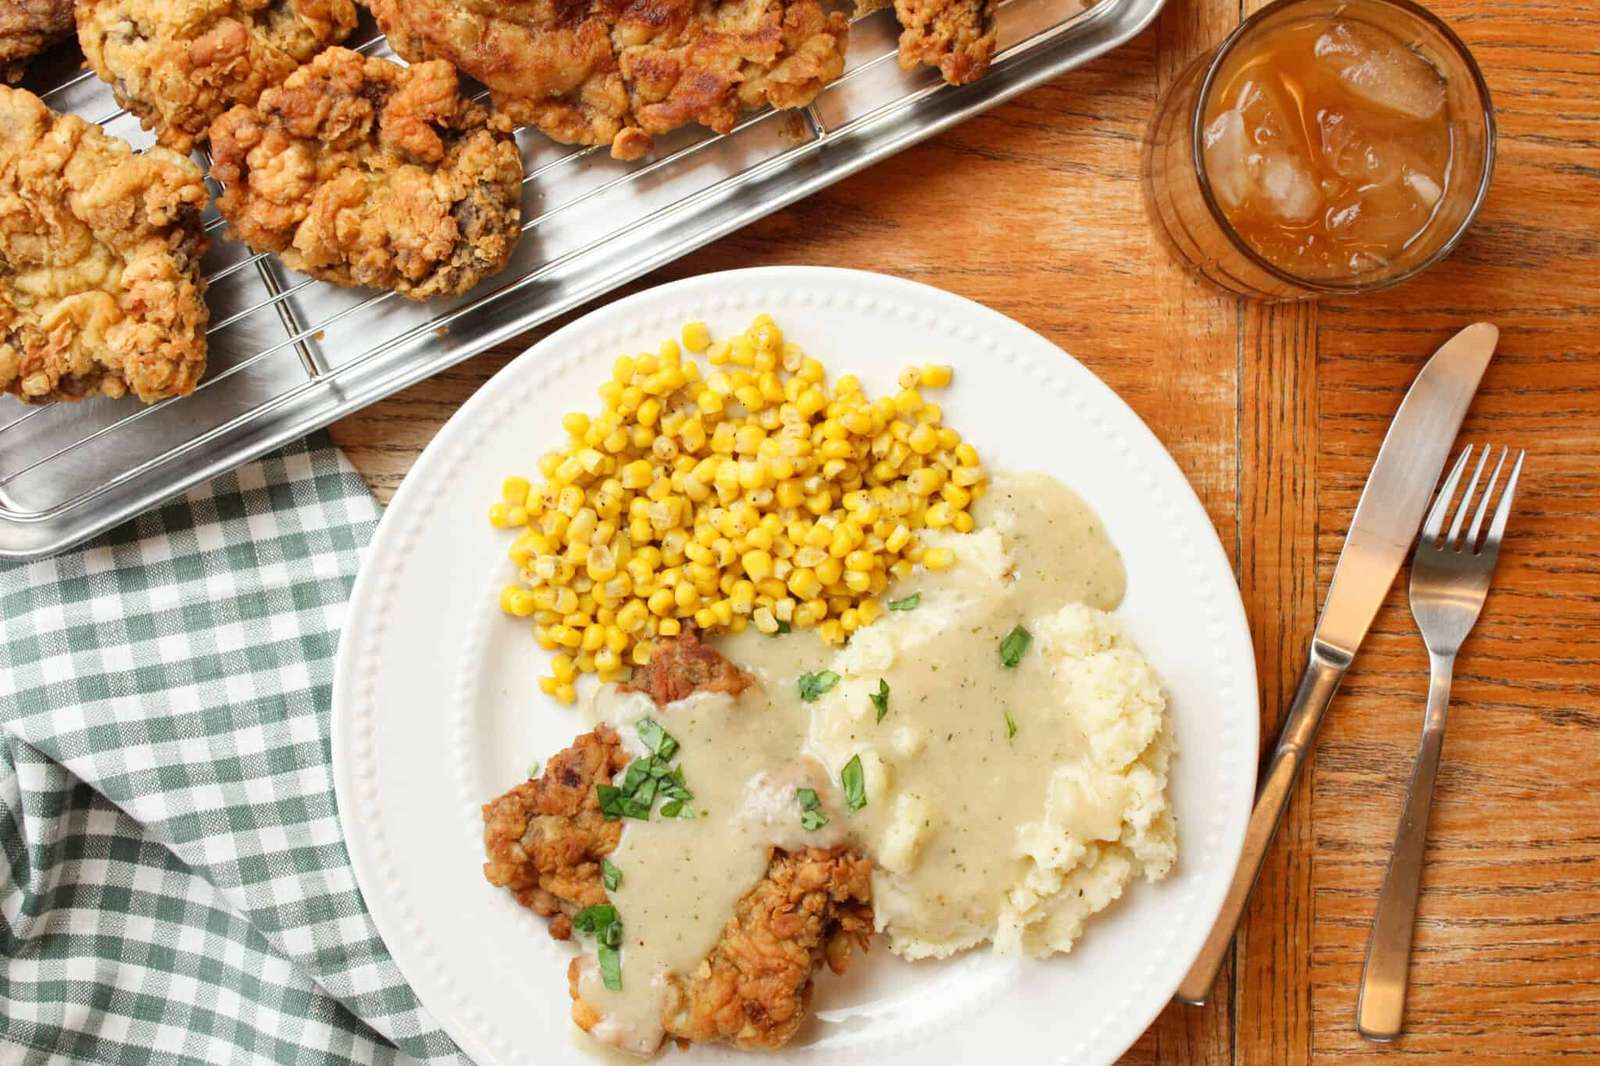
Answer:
[[368, 0, 848, 160], [0, 0, 73, 83], [891, 0, 997, 85], [491, 733, 874, 1052], [486, 636, 873, 1053], [0, 86, 209, 405], [658, 846, 874, 1048], [622, 630, 752, 707], [208, 49, 525, 300], [483, 726, 629, 940], [77, 0, 358, 152]]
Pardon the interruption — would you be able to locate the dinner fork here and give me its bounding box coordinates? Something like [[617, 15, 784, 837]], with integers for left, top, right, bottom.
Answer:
[[1357, 444, 1526, 1042]]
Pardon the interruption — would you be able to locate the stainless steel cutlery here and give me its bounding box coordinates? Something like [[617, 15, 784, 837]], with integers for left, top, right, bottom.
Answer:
[[1357, 445, 1526, 1041]]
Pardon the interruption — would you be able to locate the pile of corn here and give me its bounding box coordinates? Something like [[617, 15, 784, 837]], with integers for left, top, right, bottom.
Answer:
[[490, 314, 986, 703]]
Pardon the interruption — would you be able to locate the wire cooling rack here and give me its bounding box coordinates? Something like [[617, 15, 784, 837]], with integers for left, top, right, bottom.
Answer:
[[0, 0, 1163, 558]]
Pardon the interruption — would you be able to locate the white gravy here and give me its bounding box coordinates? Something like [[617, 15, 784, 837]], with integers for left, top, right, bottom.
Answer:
[[567, 471, 1130, 1052]]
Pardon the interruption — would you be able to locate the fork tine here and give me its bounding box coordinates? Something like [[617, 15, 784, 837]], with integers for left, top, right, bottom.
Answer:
[[1465, 447, 1509, 550], [1446, 445, 1491, 549], [1422, 446, 1473, 545], [1482, 450, 1526, 555]]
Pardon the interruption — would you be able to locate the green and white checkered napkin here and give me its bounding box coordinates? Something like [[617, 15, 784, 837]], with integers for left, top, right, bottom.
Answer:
[[0, 434, 468, 1066]]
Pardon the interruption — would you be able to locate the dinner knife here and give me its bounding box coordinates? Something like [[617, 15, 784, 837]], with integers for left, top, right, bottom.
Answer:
[[1176, 322, 1499, 1006]]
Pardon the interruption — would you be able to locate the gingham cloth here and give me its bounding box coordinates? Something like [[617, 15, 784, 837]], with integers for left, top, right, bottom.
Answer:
[[0, 434, 468, 1066]]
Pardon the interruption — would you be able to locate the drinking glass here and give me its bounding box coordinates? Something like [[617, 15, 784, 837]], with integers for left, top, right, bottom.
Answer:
[[1143, 0, 1495, 301]]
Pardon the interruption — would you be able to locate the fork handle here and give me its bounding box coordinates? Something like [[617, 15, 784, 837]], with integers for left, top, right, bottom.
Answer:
[[1358, 652, 1455, 1041]]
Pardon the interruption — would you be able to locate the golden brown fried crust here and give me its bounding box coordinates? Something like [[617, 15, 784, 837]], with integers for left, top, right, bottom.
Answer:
[[0, 86, 209, 405], [0, 0, 73, 83], [76, 0, 359, 152], [368, 0, 847, 160], [662, 846, 874, 1048], [622, 630, 753, 706], [483, 725, 628, 939], [890, 0, 997, 85], [208, 48, 525, 300]]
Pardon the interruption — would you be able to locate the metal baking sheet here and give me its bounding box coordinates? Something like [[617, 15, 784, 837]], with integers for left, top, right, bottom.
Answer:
[[0, 0, 1165, 559]]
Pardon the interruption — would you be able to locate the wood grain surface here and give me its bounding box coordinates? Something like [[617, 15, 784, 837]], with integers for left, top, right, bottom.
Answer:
[[329, 0, 1600, 1059]]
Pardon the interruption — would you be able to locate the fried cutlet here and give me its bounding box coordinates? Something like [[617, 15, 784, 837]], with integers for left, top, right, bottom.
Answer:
[[208, 48, 524, 300], [0, 0, 74, 83], [890, 0, 998, 85], [367, 0, 848, 161], [651, 846, 873, 1048], [622, 627, 753, 706], [483, 632, 874, 1052], [0, 86, 209, 404], [77, 0, 359, 152]]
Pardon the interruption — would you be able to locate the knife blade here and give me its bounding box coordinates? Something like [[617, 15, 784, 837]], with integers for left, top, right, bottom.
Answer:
[[1176, 322, 1499, 1006]]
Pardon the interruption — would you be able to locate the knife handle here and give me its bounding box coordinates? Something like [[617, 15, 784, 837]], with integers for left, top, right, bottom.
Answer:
[[1176, 645, 1349, 1005]]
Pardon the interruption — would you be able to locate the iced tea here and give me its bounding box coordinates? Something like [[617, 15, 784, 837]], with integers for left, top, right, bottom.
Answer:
[[1203, 18, 1451, 279], [1143, 0, 1494, 300]]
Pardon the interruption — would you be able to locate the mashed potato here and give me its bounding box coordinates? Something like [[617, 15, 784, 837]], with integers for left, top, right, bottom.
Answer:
[[805, 474, 1176, 958]]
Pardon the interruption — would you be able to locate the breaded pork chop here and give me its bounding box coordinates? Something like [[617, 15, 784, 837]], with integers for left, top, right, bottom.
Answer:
[[77, 0, 358, 152], [0, 0, 73, 83], [652, 846, 873, 1049], [483, 725, 629, 940], [208, 48, 524, 300], [368, 0, 848, 160], [0, 86, 209, 404], [622, 627, 753, 706], [483, 632, 874, 1052], [891, 0, 997, 85]]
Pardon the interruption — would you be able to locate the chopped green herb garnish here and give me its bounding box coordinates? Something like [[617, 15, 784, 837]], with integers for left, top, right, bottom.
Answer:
[[841, 755, 867, 812], [598, 727, 693, 821], [796, 788, 829, 831], [573, 903, 617, 935], [598, 944, 623, 991], [1004, 710, 1018, 739], [527, 759, 541, 779], [870, 678, 890, 723], [635, 717, 678, 760], [596, 784, 652, 821], [999, 625, 1033, 668], [601, 859, 622, 891], [659, 799, 696, 819], [775, 620, 792, 634], [573, 905, 626, 990], [798, 670, 841, 702], [886, 593, 921, 612]]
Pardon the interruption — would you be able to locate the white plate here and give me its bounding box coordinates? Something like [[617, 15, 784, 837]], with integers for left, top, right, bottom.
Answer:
[[331, 267, 1258, 1066]]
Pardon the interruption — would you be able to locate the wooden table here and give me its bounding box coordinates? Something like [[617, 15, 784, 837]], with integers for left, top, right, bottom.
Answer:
[[331, 0, 1600, 1059]]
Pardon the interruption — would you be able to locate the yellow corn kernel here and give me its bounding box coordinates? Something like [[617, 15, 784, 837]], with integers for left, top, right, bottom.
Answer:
[[682, 321, 711, 352], [740, 549, 774, 582], [921, 363, 952, 388], [818, 619, 846, 645], [906, 423, 938, 456], [816, 556, 843, 586], [647, 587, 676, 616], [502, 476, 531, 506], [953, 511, 975, 533], [924, 547, 956, 571]]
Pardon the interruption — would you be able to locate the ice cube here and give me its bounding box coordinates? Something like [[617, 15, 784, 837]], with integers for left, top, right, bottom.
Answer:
[[1259, 152, 1322, 222], [1405, 169, 1442, 206], [1314, 22, 1447, 120], [1317, 109, 1390, 182], [1232, 77, 1299, 148], [1203, 109, 1254, 209]]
